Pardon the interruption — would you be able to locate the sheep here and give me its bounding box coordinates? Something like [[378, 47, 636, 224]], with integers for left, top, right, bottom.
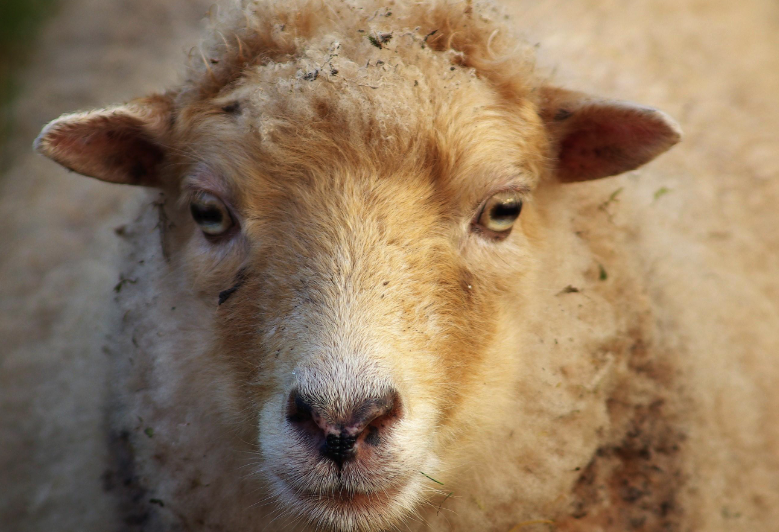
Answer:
[[29, 0, 778, 531]]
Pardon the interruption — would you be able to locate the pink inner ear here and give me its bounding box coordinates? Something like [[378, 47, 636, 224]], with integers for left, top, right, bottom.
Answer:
[[39, 114, 165, 186], [556, 106, 680, 183]]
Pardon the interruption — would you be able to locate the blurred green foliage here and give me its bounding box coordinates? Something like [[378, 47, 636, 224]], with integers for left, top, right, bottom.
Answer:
[[0, 0, 58, 159]]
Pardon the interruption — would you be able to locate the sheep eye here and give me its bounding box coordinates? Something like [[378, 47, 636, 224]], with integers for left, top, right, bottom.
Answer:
[[474, 190, 523, 238], [190, 191, 234, 237]]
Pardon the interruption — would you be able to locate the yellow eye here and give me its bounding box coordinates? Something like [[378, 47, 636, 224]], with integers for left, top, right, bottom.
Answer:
[[190, 191, 234, 237], [475, 190, 523, 238]]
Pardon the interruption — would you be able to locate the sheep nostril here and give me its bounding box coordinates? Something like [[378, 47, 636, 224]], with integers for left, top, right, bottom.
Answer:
[[286, 391, 325, 450], [286, 391, 313, 424]]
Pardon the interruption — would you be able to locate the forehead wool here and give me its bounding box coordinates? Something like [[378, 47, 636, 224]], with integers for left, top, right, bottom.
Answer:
[[174, 0, 540, 158], [170, 0, 547, 216], [182, 0, 537, 104]]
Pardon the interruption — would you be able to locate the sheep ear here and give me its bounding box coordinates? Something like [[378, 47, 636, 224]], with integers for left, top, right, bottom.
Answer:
[[539, 87, 682, 183], [34, 94, 174, 187]]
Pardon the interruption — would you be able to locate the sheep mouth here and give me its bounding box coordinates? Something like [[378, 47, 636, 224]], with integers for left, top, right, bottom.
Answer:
[[274, 474, 416, 531], [301, 482, 402, 507], [291, 467, 408, 505]]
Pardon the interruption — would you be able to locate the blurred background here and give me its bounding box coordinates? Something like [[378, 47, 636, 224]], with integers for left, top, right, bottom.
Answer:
[[0, 0, 57, 164], [0, 0, 777, 530]]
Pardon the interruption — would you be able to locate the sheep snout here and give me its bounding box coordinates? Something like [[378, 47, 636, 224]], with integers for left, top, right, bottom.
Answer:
[[286, 389, 402, 466]]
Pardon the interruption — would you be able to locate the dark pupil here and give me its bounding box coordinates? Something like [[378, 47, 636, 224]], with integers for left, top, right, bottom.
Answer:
[[191, 203, 223, 225], [490, 199, 522, 221]]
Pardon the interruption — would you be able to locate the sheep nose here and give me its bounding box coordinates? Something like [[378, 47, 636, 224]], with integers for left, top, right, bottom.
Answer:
[[286, 389, 401, 465]]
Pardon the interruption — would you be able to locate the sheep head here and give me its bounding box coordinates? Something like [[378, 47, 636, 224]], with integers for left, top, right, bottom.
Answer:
[[35, 1, 680, 530]]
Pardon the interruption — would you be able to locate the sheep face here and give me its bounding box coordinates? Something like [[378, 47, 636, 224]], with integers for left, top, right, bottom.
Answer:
[[34, 2, 681, 530], [160, 66, 547, 531]]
